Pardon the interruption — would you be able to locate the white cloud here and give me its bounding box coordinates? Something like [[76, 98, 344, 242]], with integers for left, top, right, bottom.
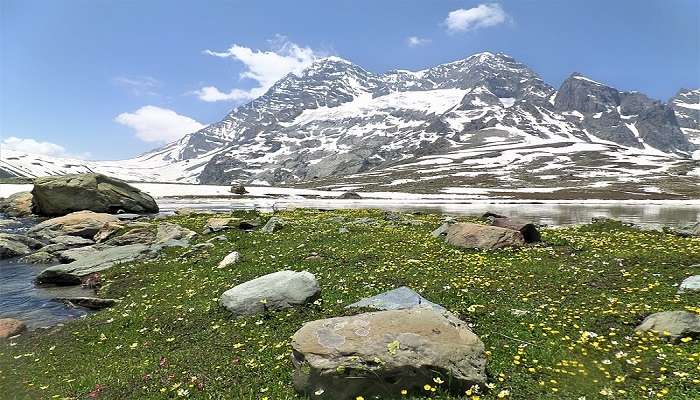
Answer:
[[113, 76, 160, 96], [193, 86, 255, 102], [1, 136, 69, 157], [114, 105, 206, 143], [196, 36, 321, 102], [445, 3, 509, 33], [407, 36, 431, 47]]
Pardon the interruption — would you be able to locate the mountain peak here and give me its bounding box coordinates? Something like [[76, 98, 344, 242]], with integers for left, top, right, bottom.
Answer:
[[568, 73, 608, 87]]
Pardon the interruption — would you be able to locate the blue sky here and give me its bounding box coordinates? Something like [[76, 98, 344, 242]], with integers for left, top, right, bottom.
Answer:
[[1, 0, 698, 160]]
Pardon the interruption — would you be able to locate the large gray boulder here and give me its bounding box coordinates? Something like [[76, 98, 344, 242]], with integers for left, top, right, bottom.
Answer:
[[445, 223, 525, 249], [0, 191, 34, 217], [28, 211, 120, 240], [36, 244, 151, 285], [219, 270, 319, 316], [31, 173, 158, 216], [635, 311, 700, 339], [290, 309, 487, 399]]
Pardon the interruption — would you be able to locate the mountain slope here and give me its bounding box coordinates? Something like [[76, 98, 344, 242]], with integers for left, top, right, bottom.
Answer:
[[2, 52, 698, 196]]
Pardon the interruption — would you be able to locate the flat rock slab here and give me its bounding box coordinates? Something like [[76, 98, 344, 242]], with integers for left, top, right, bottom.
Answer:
[[36, 244, 151, 285], [49, 235, 95, 247], [0, 233, 40, 259], [28, 211, 120, 240], [31, 173, 158, 216], [291, 309, 487, 399], [446, 223, 525, 249], [347, 286, 447, 315], [636, 311, 700, 339], [219, 270, 319, 316], [0, 318, 27, 339], [679, 275, 700, 293]]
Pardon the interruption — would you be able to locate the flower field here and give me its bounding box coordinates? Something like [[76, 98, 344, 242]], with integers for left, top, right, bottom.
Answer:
[[1, 209, 699, 399]]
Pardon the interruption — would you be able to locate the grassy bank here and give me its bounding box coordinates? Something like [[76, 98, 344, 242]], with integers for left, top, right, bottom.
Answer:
[[1, 209, 699, 399]]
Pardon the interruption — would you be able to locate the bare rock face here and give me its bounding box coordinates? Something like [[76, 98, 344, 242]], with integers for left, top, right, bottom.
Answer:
[[31, 173, 158, 216], [0, 318, 27, 339], [0, 191, 34, 217], [445, 223, 525, 249], [490, 217, 541, 243], [635, 311, 700, 340], [28, 211, 120, 240], [290, 309, 487, 399]]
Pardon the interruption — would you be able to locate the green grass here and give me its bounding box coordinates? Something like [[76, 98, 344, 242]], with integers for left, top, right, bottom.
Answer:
[[1, 210, 699, 400]]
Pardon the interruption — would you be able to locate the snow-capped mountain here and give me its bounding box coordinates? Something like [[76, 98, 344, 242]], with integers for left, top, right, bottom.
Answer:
[[2, 52, 698, 196]]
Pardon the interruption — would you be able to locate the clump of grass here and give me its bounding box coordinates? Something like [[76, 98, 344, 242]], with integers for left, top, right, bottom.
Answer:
[[1, 209, 698, 399]]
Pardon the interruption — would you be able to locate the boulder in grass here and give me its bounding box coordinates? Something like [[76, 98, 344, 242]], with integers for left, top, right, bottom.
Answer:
[[203, 217, 240, 233], [219, 270, 319, 316], [635, 311, 700, 340], [217, 251, 241, 268], [154, 222, 196, 248], [290, 308, 487, 400], [0, 191, 34, 217], [28, 211, 121, 240], [445, 223, 525, 250], [679, 275, 700, 293], [31, 173, 158, 216], [0, 318, 27, 339], [347, 286, 447, 314], [490, 217, 541, 243], [261, 217, 285, 233]]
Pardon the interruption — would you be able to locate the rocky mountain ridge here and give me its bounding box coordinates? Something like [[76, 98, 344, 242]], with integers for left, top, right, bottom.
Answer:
[[2, 52, 698, 196]]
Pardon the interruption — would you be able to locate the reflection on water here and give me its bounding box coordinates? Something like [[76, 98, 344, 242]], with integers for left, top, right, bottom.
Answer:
[[0, 217, 93, 329], [159, 198, 699, 229], [0, 260, 91, 329]]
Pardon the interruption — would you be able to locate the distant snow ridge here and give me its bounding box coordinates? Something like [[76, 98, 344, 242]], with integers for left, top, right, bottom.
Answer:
[[1, 52, 697, 188]]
